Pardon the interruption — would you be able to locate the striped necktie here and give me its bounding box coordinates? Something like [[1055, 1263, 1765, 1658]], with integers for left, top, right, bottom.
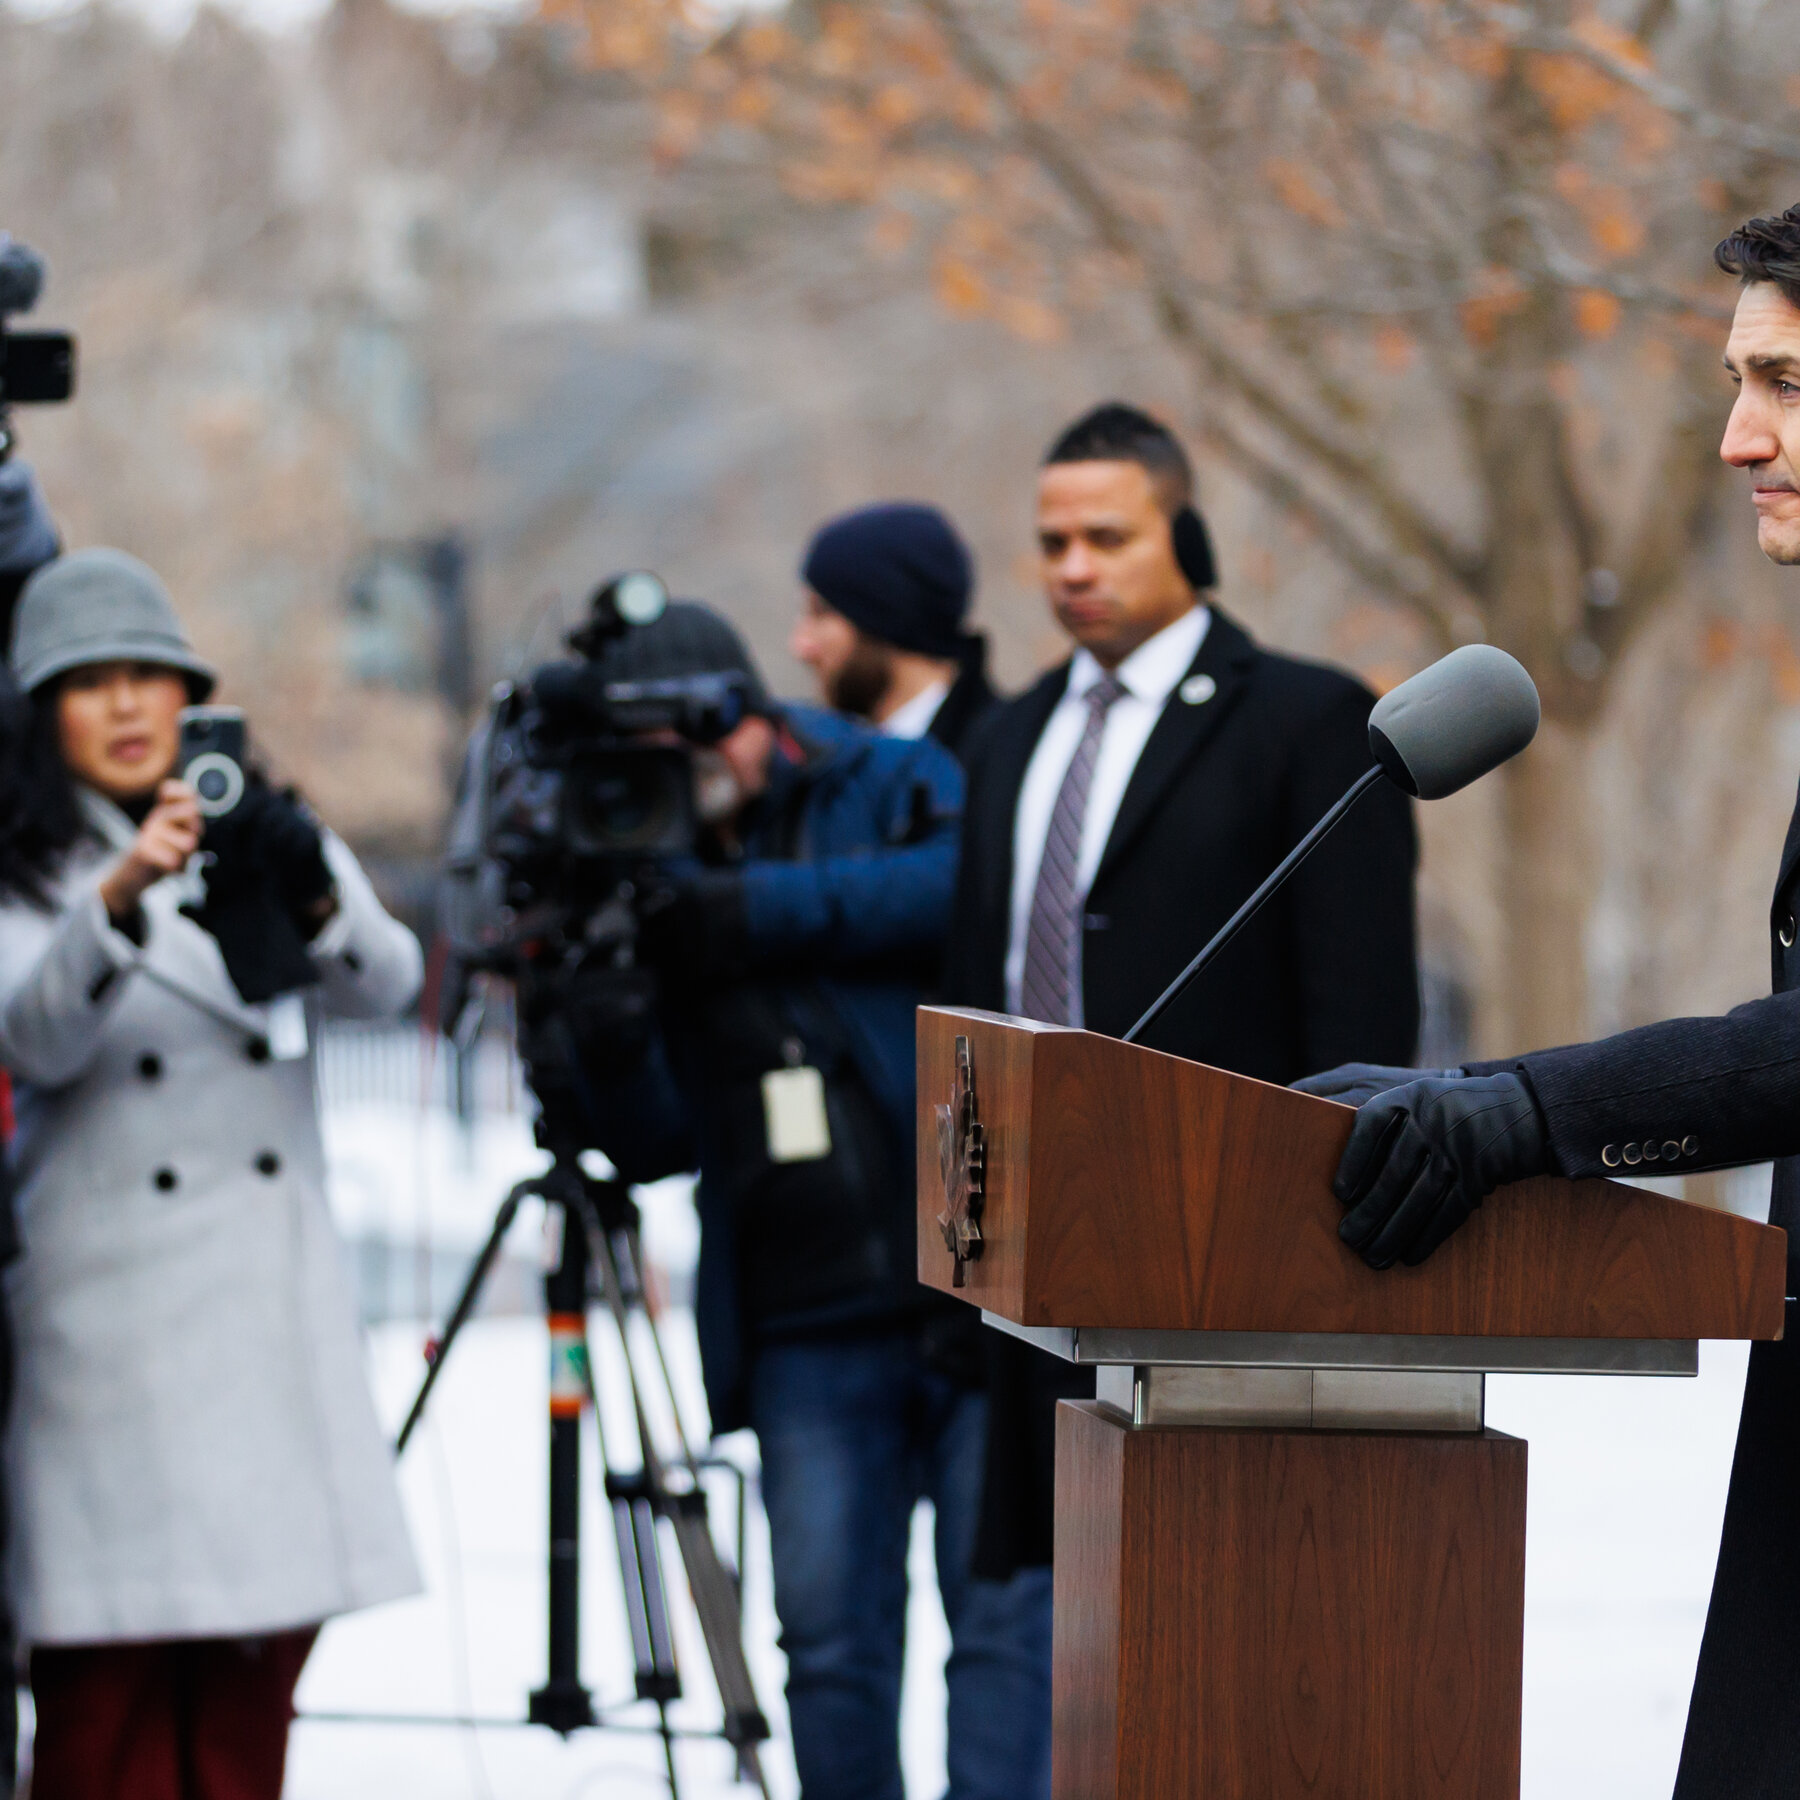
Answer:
[[1019, 673, 1128, 1026]]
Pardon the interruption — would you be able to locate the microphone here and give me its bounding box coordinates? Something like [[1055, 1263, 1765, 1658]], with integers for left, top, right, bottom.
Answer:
[[1366, 644, 1540, 800], [0, 237, 45, 319], [1122, 646, 1539, 1045]]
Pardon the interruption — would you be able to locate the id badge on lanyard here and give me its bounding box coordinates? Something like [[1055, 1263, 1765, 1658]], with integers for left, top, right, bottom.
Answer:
[[762, 1037, 832, 1163]]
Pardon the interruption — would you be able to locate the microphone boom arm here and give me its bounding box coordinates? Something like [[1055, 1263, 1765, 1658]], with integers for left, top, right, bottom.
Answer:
[[1121, 764, 1386, 1046]]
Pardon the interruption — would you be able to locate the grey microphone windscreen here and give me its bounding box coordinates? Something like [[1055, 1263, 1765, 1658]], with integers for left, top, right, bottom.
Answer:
[[0, 237, 44, 317], [1367, 644, 1539, 800]]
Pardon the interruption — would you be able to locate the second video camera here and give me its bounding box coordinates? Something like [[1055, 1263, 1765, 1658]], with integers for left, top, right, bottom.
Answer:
[[0, 236, 76, 439]]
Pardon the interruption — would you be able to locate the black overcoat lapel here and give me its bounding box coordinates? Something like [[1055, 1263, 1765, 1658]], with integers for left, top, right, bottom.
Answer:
[[1777, 770, 1800, 904], [1092, 609, 1258, 886], [972, 664, 1069, 915]]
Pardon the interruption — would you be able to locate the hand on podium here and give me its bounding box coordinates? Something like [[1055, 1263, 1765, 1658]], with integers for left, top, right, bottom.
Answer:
[[1331, 1072, 1553, 1268], [1292, 1062, 1463, 1107]]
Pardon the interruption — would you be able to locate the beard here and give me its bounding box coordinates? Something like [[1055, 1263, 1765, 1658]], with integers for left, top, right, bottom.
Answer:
[[826, 634, 896, 718]]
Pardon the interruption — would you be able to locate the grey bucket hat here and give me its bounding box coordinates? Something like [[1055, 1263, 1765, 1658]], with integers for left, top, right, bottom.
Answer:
[[10, 548, 216, 698]]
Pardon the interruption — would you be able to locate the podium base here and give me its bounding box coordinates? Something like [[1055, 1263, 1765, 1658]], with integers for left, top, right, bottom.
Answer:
[[1053, 1401, 1526, 1799]]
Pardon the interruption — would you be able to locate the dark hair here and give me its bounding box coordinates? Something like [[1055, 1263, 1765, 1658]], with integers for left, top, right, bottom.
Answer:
[[1716, 207, 1800, 310], [1043, 402, 1193, 512], [0, 676, 85, 908]]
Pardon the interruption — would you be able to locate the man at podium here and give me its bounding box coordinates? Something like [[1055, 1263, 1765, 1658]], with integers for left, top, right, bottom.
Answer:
[[945, 401, 1421, 1780], [1301, 205, 1800, 1800]]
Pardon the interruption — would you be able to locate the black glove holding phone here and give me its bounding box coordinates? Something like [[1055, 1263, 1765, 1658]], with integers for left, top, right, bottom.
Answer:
[[178, 707, 336, 1004]]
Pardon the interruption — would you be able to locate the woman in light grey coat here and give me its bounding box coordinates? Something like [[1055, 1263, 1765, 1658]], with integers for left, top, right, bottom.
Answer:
[[0, 549, 420, 1800]]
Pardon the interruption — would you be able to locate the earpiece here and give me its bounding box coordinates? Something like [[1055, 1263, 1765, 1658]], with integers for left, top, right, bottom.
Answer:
[[1170, 505, 1216, 592]]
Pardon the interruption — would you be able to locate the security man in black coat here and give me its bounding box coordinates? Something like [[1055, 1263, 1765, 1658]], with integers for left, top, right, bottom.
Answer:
[[948, 403, 1420, 1602], [1299, 205, 1800, 1799]]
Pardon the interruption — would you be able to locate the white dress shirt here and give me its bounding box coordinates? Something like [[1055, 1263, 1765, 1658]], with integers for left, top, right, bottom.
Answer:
[[880, 677, 952, 740], [1004, 605, 1212, 1018]]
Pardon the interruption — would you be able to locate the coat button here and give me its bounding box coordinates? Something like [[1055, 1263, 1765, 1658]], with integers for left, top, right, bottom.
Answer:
[[1683, 1135, 1700, 1157], [1642, 1140, 1661, 1162], [152, 1167, 177, 1192], [1623, 1143, 1643, 1165], [1782, 915, 1797, 949], [1662, 1141, 1681, 1161], [246, 1038, 271, 1064], [254, 1151, 281, 1178], [1602, 1144, 1621, 1167], [137, 1053, 162, 1081]]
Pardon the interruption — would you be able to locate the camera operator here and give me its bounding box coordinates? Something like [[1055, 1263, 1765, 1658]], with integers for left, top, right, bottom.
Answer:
[[565, 601, 1043, 1800], [0, 549, 421, 1800]]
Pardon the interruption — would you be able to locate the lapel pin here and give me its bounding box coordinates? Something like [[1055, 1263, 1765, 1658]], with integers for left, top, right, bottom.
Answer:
[[1180, 674, 1216, 706]]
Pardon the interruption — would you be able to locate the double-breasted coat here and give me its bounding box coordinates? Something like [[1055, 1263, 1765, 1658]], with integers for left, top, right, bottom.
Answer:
[[0, 793, 421, 1645], [1463, 777, 1800, 1796]]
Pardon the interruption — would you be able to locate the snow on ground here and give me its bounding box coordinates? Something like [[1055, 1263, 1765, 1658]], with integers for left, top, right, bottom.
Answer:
[[284, 1090, 1757, 1799]]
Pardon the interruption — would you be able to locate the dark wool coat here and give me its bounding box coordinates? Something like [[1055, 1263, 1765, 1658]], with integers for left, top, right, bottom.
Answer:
[[945, 608, 1421, 1575], [1468, 775, 1800, 1799], [926, 644, 1000, 765]]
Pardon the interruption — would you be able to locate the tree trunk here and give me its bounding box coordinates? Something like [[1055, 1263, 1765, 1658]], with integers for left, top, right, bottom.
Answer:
[[1489, 718, 1596, 1057]]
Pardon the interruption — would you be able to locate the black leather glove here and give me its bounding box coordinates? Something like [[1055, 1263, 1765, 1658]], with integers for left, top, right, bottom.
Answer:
[[1334, 1072, 1553, 1269], [635, 869, 747, 983], [183, 780, 334, 1004], [1293, 1063, 1464, 1107], [201, 778, 334, 932]]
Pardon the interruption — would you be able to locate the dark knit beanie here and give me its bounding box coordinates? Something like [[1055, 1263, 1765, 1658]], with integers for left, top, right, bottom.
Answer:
[[586, 598, 773, 714], [801, 503, 974, 660]]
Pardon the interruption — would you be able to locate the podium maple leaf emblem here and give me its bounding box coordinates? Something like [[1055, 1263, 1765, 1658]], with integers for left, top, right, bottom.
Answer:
[[935, 1034, 987, 1288]]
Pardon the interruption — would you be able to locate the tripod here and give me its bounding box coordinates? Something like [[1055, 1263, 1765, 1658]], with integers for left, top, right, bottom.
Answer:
[[397, 1145, 772, 1797]]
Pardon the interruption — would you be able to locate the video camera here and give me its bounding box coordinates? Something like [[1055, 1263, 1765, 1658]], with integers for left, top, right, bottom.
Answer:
[[441, 571, 756, 1085], [0, 235, 77, 457]]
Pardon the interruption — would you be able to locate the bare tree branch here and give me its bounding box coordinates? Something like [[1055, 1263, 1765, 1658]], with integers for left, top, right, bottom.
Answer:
[[1506, 20, 1800, 165], [911, 0, 1485, 599], [1193, 403, 1476, 651]]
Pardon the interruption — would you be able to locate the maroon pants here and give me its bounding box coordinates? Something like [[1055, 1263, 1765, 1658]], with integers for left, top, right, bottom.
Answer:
[[28, 1628, 318, 1800]]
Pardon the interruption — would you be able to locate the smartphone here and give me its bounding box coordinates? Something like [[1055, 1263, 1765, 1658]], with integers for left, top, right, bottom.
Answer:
[[0, 329, 77, 405], [178, 706, 247, 819]]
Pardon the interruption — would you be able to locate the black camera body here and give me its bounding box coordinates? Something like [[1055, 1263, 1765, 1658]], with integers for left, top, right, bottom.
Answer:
[[443, 572, 751, 972], [486, 664, 748, 870], [0, 236, 76, 453]]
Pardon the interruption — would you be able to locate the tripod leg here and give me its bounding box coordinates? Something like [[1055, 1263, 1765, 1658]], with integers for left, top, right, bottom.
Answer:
[[395, 1176, 533, 1455], [571, 1188, 772, 1795], [666, 1494, 772, 1794], [528, 1201, 595, 1735]]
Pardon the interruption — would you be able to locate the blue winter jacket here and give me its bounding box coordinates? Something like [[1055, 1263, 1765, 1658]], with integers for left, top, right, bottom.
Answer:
[[577, 705, 965, 1434]]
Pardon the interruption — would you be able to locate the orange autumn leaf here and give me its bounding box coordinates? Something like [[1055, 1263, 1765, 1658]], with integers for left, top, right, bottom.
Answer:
[[1574, 288, 1621, 338], [933, 254, 988, 316], [1570, 15, 1654, 74], [994, 293, 1066, 342], [1702, 620, 1741, 670], [1459, 270, 1529, 347], [1262, 158, 1341, 228], [872, 84, 926, 130], [1375, 323, 1415, 372], [869, 210, 915, 257], [1524, 51, 1624, 130], [1589, 200, 1645, 260]]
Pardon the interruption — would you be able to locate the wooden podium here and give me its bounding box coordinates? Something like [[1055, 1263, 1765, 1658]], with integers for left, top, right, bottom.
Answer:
[[915, 1008, 1787, 1800]]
